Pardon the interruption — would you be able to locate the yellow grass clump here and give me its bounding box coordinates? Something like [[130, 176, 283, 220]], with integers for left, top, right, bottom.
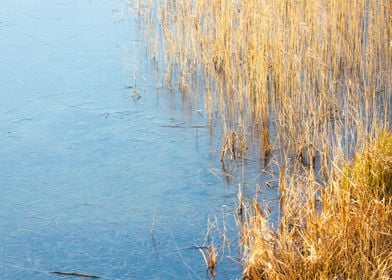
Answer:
[[241, 132, 392, 279]]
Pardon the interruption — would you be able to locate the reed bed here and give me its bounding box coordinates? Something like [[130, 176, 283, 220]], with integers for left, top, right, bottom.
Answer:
[[132, 0, 392, 278], [135, 0, 391, 162]]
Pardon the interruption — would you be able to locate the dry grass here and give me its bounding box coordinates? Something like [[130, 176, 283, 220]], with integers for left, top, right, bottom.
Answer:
[[197, 244, 217, 278], [241, 132, 392, 279], [132, 0, 392, 278], [135, 0, 391, 164]]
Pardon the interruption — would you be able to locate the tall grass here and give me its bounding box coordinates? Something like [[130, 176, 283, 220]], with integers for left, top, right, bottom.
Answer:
[[136, 0, 391, 164], [132, 0, 392, 278]]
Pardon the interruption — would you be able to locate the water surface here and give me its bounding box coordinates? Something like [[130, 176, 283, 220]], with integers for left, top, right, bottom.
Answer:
[[0, 1, 277, 279]]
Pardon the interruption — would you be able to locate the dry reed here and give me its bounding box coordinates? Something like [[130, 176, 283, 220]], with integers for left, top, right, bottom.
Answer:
[[132, 0, 392, 278], [135, 0, 391, 164]]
